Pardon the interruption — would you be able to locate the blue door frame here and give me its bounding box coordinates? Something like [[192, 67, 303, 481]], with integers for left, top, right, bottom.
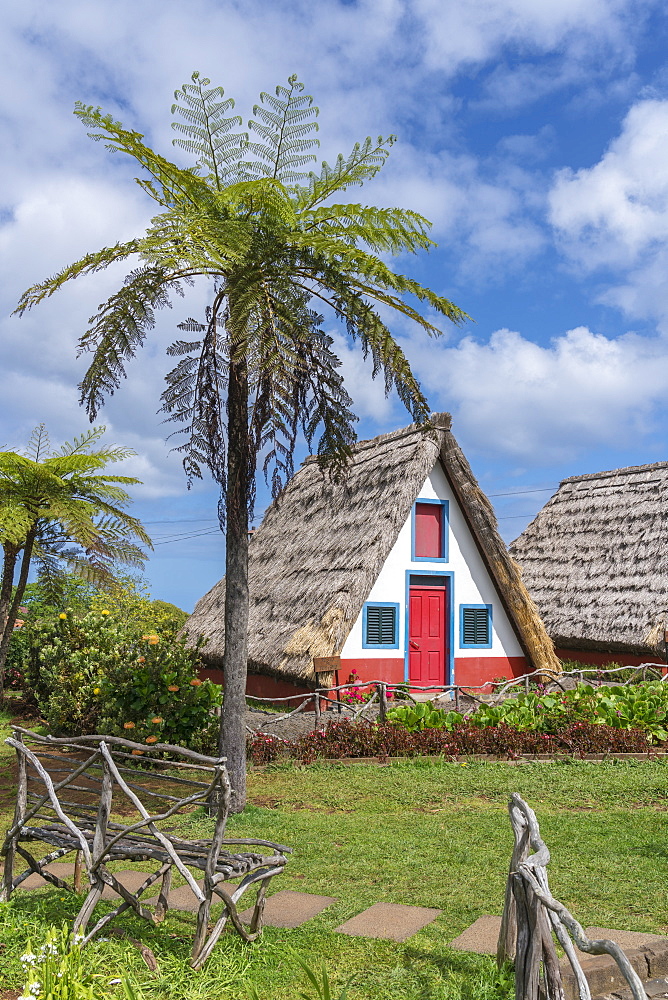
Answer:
[[404, 570, 455, 686]]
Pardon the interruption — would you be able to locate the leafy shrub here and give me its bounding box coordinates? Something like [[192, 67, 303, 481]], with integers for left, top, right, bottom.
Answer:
[[21, 606, 220, 750], [467, 682, 668, 741], [387, 703, 459, 731], [248, 717, 652, 764]]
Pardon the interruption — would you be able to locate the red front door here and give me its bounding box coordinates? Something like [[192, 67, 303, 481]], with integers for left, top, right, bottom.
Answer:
[[409, 586, 447, 686]]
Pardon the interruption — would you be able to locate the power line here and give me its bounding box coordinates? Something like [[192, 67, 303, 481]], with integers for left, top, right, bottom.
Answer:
[[488, 487, 557, 498], [144, 485, 555, 544], [153, 528, 220, 546]]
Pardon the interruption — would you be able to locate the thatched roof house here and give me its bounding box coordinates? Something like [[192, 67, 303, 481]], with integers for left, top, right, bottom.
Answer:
[[510, 462, 668, 664], [185, 413, 559, 694]]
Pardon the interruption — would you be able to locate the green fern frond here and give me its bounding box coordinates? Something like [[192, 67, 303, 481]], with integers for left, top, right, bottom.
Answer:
[[77, 267, 183, 419], [171, 71, 246, 189], [292, 135, 395, 209], [57, 426, 107, 456], [246, 75, 319, 182], [24, 424, 51, 461], [74, 104, 218, 212], [13, 239, 146, 316]]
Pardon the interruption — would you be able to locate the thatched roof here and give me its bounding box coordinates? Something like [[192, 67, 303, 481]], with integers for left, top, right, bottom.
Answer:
[[510, 461, 668, 656], [184, 413, 559, 684]]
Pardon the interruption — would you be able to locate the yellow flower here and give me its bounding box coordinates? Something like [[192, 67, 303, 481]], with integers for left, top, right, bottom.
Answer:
[[142, 634, 159, 644], [59, 613, 67, 620], [123, 721, 136, 730], [93, 688, 101, 695], [100, 609, 109, 616], [150, 717, 163, 725]]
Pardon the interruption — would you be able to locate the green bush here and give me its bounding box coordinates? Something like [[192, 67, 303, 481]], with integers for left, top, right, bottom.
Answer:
[[21, 606, 220, 751]]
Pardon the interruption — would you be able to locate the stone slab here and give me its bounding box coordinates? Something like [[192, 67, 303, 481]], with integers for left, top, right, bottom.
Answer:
[[449, 915, 501, 955], [144, 880, 205, 912], [16, 862, 77, 890], [238, 890, 336, 929], [558, 930, 668, 1000], [336, 902, 441, 942], [560, 949, 648, 1000]]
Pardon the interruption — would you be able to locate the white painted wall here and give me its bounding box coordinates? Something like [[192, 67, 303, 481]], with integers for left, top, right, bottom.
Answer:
[[340, 460, 524, 659]]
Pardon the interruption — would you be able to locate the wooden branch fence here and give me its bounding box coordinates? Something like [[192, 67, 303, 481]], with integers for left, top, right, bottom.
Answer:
[[498, 793, 648, 1000], [242, 663, 666, 735]]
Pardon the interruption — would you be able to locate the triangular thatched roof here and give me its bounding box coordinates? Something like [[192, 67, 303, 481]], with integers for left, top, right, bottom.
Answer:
[[510, 461, 668, 656], [184, 413, 559, 683]]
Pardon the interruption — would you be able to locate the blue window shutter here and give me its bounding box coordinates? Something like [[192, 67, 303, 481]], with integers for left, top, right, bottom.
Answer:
[[365, 605, 397, 645], [462, 607, 490, 645]]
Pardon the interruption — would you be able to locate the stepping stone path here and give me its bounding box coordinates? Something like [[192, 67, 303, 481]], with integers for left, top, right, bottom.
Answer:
[[239, 890, 336, 929], [15, 864, 441, 942], [336, 902, 441, 942], [13, 866, 668, 997]]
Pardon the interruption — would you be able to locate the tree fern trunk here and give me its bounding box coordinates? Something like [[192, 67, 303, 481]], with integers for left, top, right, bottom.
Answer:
[[219, 357, 250, 813], [0, 532, 35, 697]]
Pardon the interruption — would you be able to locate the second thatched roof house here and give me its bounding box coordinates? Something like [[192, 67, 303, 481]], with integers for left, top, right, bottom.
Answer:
[[185, 413, 559, 696], [510, 461, 668, 667]]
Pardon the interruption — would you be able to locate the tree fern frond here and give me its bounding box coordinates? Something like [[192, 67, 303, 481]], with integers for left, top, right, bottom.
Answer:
[[298, 203, 435, 254], [246, 75, 319, 183], [14, 240, 146, 316], [77, 267, 182, 419], [292, 135, 396, 209], [74, 104, 218, 212], [171, 71, 247, 189], [57, 426, 107, 456], [24, 424, 51, 462]]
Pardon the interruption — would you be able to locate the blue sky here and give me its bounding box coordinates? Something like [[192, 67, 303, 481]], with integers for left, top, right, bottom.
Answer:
[[2, 0, 668, 611]]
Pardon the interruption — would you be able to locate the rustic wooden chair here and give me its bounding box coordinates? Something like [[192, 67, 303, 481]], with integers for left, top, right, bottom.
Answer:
[[497, 793, 646, 1000], [1, 728, 291, 969]]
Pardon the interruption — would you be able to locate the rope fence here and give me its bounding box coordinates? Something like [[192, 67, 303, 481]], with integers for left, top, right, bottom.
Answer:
[[230, 662, 667, 734]]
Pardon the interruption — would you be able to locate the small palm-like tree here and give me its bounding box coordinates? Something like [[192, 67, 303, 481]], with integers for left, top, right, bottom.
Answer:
[[15, 73, 468, 807], [0, 424, 152, 694]]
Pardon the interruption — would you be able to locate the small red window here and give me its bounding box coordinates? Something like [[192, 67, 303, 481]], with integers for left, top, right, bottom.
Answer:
[[414, 503, 443, 558]]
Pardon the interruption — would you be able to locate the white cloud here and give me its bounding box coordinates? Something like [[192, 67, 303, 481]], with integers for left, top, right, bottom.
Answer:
[[369, 145, 546, 282], [549, 99, 668, 321], [412, 0, 647, 77], [405, 325, 668, 462]]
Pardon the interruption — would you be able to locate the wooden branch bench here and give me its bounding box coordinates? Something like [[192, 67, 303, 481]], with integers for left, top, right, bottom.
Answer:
[[1, 728, 291, 969]]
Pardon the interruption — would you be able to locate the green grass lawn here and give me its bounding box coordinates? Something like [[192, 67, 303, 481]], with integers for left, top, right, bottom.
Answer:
[[1, 708, 668, 999]]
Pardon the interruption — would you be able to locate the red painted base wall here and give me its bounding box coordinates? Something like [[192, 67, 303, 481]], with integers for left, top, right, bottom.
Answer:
[[453, 656, 527, 689], [199, 667, 315, 707], [337, 655, 529, 691], [555, 648, 666, 668]]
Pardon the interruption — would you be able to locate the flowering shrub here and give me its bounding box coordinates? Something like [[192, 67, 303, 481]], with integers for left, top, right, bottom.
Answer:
[[21, 606, 220, 750], [248, 718, 653, 764], [339, 669, 372, 705]]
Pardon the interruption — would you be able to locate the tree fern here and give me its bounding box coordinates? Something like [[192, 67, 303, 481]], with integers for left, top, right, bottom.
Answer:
[[0, 426, 152, 691], [16, 70, 471, 809]]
